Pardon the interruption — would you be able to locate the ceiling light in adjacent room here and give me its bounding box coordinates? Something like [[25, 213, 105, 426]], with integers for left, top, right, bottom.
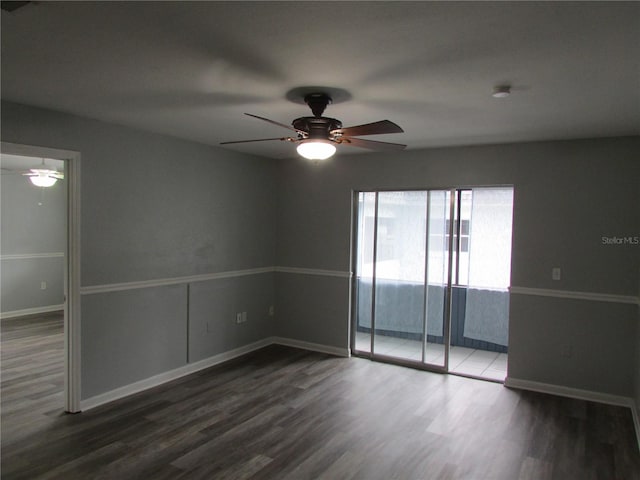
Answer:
[[28, 171, 59, 187], [23, 159, 64, 187], [296, 140, 336, 160]]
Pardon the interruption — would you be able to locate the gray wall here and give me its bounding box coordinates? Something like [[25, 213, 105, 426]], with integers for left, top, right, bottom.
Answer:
[[637, 313, 640, 413], [636, 269, 640, 413], [188, 273, 274, 363], [276, 136, 640, 397], [82, 284, 187, 397], [2, 99, 638, 403], [275, 273, 350, 347], [1, 101, 277, 399], [1, 170, 66, 314]]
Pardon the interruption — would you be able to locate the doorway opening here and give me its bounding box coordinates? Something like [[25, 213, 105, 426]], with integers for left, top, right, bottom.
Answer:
[[0, 142, 81, 412], [351, 187, 514, 382]]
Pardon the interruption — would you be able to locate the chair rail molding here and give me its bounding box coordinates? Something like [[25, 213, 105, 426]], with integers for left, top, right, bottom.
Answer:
[[509, 286, 639, 305]]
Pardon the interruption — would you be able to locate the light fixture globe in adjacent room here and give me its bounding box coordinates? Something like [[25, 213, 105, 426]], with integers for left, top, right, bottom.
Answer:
[[28, 171, 59, 187], [22, 159, 64, 187], [296, 139, 337, 160]]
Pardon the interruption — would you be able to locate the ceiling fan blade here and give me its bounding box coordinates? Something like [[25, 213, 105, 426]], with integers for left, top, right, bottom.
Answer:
[[244, 113, 307, 134], [332, 120, 403, 137], [220, 137, 297, 145], [22, 168, 63, 176], [341, 137, 407, 151]]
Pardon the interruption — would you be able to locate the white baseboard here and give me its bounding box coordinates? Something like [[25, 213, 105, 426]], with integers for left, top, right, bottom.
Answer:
[[271, 336, 350, 358], [81, 338, 272, 411], [1, 305, 64, 320], [80, 337, 347, 411], [506, 377, 640, 452], [504, 377, 634, 407]]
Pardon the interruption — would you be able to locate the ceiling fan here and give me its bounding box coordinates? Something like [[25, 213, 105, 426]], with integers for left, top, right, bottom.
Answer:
[[22, 159, 64, 187], [221, 93, 406, 160]]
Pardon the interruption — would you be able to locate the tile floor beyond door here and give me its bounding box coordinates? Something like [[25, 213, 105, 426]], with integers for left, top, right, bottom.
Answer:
[[354, 332, 507, 381]]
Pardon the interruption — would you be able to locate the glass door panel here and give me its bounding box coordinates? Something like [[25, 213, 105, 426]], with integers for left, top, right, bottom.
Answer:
[[372, 191, 428, 362], [353, 189, 455, 371], [353, 192, 376, 353], [451, 187, 513, 380]]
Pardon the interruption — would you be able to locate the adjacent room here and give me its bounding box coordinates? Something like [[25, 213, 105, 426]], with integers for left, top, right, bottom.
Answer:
[[1, 2, 639, 479]]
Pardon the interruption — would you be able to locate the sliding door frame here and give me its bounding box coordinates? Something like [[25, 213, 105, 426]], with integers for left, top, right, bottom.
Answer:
[[442, 188, 457, 373], [420, 192, 431, 365], [350, 187, 458, 374]]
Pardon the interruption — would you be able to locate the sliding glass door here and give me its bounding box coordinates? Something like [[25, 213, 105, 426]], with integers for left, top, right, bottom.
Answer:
[[372, 191, 428, 363], [353, 189, 453, 370], [352, 187, 513, 379], [448, 188, 513, 379]]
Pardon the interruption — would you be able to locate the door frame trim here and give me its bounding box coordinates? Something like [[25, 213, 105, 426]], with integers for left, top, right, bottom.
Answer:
[[1, 142, 82, 413]]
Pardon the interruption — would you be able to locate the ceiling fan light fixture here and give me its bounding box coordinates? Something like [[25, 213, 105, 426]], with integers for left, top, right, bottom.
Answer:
[[23, 161, 63, 187], [29, 173, 58, 187], [296, 140, 336, 161], [221, 90, 405, 156]]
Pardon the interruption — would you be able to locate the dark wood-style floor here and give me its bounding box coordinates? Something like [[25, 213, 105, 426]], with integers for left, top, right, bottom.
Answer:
[[1, 314, 639, 479]]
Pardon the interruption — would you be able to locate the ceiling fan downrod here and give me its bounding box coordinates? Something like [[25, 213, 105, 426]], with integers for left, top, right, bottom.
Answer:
[[304, 93, 332, 118]]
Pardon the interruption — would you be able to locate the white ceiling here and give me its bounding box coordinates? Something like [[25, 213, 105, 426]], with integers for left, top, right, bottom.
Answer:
[[1, 1, 638, 159], [1, 154, 64, 173]]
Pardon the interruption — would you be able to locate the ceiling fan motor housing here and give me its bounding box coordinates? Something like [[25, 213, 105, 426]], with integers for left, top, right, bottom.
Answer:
[[292, 93, 343, 141], [293, 117, 342, 140]]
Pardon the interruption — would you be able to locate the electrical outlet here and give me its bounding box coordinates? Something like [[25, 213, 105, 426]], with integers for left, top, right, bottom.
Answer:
[[241, 312, 247, 323], [552, 267, 561, 281], [40, 281, 47, 290], [236, 313, 242, 324], [268, 305, 275, 316]]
